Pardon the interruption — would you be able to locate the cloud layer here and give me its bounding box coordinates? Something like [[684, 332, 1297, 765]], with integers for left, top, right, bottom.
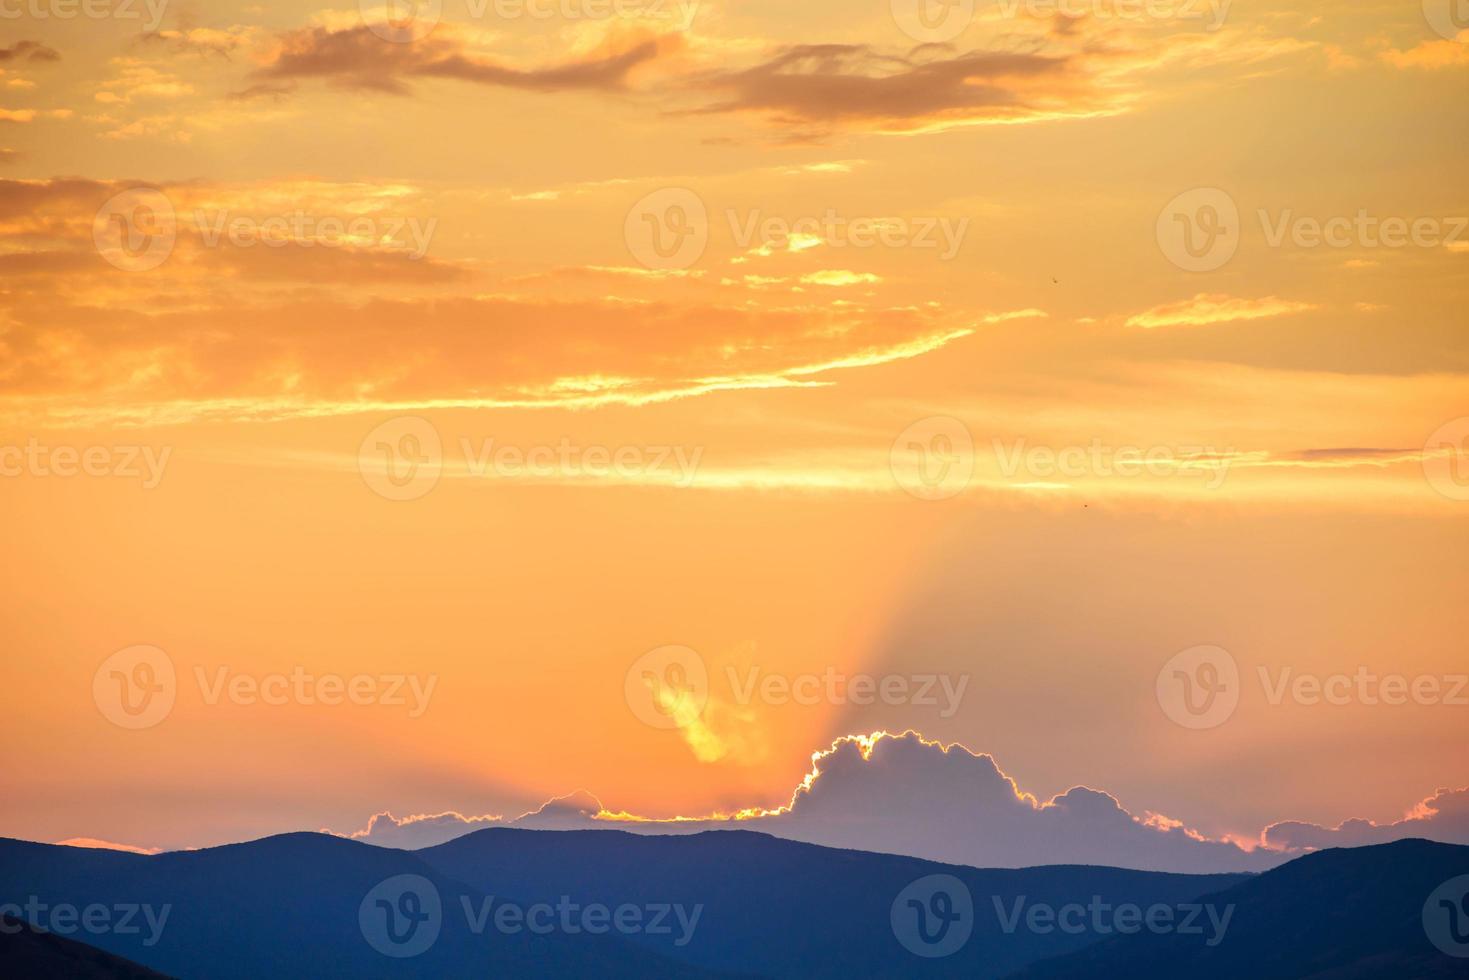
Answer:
[[336, 732, 1468, 872]]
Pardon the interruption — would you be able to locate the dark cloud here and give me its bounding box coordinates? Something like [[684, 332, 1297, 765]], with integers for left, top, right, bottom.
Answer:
[[690, 43, 1097, 134], [248, 25, 672, 96], [1264, 788, 1469, 852], [0, 41, 60, 63]]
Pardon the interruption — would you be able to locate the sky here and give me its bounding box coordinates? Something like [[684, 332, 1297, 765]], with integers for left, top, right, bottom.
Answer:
[[0, 0, 1466, 856]]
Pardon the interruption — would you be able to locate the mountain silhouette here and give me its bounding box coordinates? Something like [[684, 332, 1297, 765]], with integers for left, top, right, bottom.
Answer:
[[1012, 838, 1469, 978], [0, 832, 727, 979], [0, 913, 174, 978], [5, 830, 1462, 978], [414, 827, 1248, 978]]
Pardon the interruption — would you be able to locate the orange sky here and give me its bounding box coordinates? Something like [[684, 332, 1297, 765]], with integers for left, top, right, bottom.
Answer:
[[0, 0, 1466, 852]]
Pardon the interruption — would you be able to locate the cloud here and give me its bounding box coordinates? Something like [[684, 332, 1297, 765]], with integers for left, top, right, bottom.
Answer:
[[249, 24, 677, 96], [1262, 788, 1469, 852], [689, 43, 1110, 136], [339, 791, 606, 849], [336, 732, 1279, 872], [741, 733, 1277, 873], [1379, 36, 1469, 70], [0, 108, 71, 124], [138, 26, 254, 57], [54, 837, 161, 855], [0, 41, 60, 64], [1126, 294, 1317, 329], [331, 732, 1469, 873], [0, 177, 974, 426], [341, 809, 503, 848], [95, 60, 196, 105]]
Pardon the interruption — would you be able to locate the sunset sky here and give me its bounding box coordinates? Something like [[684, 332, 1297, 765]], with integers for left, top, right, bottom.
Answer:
[[1, 0, 1466, 855]]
